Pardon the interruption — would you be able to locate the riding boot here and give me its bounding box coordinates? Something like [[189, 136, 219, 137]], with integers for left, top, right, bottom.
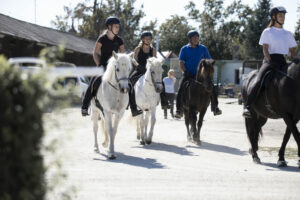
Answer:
[[210, 85, 222, 116], [81, 76, 102, 116], [243, 80, 261, 118], [129, 88, 142, 117]]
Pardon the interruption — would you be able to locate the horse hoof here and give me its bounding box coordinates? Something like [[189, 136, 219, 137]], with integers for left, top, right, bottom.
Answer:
[[94, 148, 99, 153], [102, 142, 108, 148], [253, 157, 261, 164], [187, 136, 192, 142], [277, 160, 288, 167], [108, 155, 116, 160], [146, 140, 152, 145], [193, 140, 201, 146], [140, 141, 145, 145]]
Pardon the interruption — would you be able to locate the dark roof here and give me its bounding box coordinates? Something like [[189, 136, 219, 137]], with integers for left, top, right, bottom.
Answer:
[[0, 14, 95, 55]]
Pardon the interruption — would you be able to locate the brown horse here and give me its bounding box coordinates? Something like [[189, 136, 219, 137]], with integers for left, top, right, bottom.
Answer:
[[242, 59, 300, 167], [182, 59, 215, 145]]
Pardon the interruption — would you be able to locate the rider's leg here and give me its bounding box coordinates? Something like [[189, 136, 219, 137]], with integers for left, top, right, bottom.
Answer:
[[128, 71, 143, 117], [175, 76, 190, 118], [210, 85, 222, 116], [81, 76, 102, 116], [243, 61, 272, 117]]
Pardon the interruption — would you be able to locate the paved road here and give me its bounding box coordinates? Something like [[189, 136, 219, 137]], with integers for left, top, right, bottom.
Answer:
[[43, 98, 300, 200]]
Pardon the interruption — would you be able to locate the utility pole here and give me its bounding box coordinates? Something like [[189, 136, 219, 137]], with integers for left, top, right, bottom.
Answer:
[[34, 0, 36, 24]]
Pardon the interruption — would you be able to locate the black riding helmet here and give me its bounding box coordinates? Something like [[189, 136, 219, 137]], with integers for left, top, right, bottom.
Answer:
[[141, 31, 153, 39], [187, 30, 199, 39], [270, 6, 287, 17], [105, 16, 121, 27]]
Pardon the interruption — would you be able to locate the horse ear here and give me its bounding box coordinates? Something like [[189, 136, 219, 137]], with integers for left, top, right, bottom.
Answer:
[[211, 59, 215, 65], [128, 52, 134, 59], [160, 58, 165, 65], [112, 51, 118, 59]]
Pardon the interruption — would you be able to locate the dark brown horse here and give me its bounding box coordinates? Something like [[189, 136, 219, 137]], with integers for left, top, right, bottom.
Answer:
[[242, 59, 300, 167], [182, 59, 215, 145]]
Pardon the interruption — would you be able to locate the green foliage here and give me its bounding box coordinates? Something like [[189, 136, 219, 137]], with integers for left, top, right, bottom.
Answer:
[[51, 0, 145, 50], [159, 15, 193, 55], [295, 7, 300, 44], [242, 0, 271, 59], [0, 56, 46, 200]]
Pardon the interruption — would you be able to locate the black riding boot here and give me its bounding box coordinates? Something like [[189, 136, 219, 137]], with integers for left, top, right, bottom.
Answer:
[[210, 85, 222, 116], [129, 88, 142, 117], [81, 76, 102, 116]]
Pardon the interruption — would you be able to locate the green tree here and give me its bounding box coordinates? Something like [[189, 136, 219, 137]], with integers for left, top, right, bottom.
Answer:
[[185, 0, 252, 59], [51, 0, 145, 50], [158, 15, 193, 55], [295, 6, 300, 44], [243, 0, 272, 59]]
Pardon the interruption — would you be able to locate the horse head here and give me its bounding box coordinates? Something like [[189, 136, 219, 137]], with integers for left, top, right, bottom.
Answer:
[[103, 51, 132, 93], [145, 57, 164, 93], [196, 59, 215, 92]]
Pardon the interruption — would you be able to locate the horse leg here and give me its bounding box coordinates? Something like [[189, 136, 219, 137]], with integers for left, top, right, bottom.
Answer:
[[104, 112, 116, 159], [277, 127, 291, 167], [136, 116, 141, 140], [190, 111, 198, 144], [142, 111, 150, 145], [139, 114, 146, 145], [184, 109, 192, 142], [282, 116, 300, 167], [245, 113, 267, 164], [195, 108, 207, 145], [146, 108, 156, 145], [92, 109, 100, 153]]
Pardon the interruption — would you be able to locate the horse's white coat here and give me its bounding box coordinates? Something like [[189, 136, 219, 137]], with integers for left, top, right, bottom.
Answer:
[[91, 51, 132, 159], [135, 57, 164, 144]]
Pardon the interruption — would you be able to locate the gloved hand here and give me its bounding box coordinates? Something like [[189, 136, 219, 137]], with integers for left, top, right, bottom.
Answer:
[[184, 71, 191, 77]]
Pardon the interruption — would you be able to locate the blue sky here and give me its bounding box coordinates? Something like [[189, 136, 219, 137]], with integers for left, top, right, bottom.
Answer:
[[0, 0, 299, 32]]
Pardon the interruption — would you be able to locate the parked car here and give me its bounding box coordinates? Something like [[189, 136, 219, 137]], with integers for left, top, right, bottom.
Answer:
[[54, 62, 89, 101], [8, 57, 46, 72]]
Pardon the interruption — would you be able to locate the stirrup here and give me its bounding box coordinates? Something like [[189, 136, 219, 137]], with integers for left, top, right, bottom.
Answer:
[[132, 109, 142, 117], [242, 108, 251, 118], [81, 108, 89, 116]]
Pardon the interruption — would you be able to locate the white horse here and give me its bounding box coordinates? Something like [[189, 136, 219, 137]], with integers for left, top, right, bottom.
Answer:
[[91, 51, 132, 159], [135, 57, 164, 145]]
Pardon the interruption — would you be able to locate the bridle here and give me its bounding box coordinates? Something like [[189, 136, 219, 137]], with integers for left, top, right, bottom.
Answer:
[[108, 64, 131, 91], [145, 70, 163, 93]]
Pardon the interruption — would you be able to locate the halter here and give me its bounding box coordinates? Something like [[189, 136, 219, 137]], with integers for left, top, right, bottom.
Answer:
[[108, 64, 131, 91], [145, 70, 163, 93]]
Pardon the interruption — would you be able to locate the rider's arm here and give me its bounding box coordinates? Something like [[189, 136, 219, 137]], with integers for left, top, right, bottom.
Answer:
[[289, 47, 296, 59], [93, 42, 102, 66], [133, 47, 140, 67], [119, 44, 125, 53], [152, 48, 157, 58], [262, 44, 271, 63], [179, 60, 187, 72]]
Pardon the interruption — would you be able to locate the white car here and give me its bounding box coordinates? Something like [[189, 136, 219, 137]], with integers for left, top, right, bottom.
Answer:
[[54, 62, 89, 100], [8, 57, 46, 73]]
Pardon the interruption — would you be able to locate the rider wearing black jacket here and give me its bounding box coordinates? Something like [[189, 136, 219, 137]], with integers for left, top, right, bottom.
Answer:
[[81, 16, 142, 117]]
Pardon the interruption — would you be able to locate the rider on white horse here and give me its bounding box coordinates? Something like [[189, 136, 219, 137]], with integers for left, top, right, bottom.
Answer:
[[129, 31, 157, 113], [81, 16, 142, 117]]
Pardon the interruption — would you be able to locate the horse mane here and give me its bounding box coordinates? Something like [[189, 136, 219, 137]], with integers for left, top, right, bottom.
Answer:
[[102, 56, 116, 82], [145, 57, 157, 71]]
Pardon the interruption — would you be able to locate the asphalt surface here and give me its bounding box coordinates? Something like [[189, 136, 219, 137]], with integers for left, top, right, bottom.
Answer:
[[43, 98, 300, 200]]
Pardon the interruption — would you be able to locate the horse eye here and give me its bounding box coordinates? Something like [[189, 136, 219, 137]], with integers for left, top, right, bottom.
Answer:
[[116, 68, 120, 72]]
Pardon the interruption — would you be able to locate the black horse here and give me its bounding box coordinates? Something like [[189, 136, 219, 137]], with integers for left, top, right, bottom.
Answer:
[[242, 59, 300, 167], [182, 59, 215, 145]]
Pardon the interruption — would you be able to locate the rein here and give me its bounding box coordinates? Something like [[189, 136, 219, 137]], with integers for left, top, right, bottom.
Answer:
[[145, 70, 162, 92], [274, 69, 300, 85], [108, 64, 131, 91]]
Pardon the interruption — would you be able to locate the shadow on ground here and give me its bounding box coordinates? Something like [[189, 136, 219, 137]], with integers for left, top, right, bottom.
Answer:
[[132, 142, 195, 156], [93, 152, 165, 169], [187, 141, 247, 156]]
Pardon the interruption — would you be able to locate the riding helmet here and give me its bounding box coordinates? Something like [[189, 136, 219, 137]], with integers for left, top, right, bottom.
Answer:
[[141, 31, 153, 39], [187, 30, 199, 38], [270, 6, 287, 17], [105, 16, 121, 27]]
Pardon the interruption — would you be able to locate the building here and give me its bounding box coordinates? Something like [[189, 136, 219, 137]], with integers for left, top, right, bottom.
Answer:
[[0, 14, 95, 66]]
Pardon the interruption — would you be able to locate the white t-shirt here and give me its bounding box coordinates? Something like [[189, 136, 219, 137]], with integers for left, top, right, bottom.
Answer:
[[163, 77, 175, 94], [259, 27, 297, 55]]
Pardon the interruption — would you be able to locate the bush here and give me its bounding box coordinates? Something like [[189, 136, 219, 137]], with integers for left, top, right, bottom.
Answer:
[[0, 56, 46, 200]]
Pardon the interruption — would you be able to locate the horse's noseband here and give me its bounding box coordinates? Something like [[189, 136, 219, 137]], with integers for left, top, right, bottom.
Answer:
[[108, 64, 130, 92]]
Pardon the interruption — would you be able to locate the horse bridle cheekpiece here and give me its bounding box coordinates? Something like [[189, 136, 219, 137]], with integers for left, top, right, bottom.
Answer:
[[150, 70, 163, 93], [108, 64, 130, 91]]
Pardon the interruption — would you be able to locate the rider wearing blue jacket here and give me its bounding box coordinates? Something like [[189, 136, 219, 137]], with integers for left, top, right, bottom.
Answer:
[[174, 30, 222, 118]]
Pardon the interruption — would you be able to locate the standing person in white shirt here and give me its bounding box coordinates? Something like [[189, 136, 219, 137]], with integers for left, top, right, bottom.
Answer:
[[163, 69, 176, 119], [243, 6, 297, 117]]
